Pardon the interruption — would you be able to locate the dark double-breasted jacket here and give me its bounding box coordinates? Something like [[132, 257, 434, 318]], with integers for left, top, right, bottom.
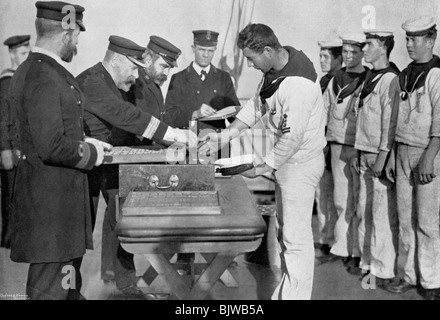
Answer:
[[76, 63, 168, 146], [164, 63, 240, 131], [122, 68, 166, 146], [8, 53, 97, 263], [76, 63, 171, 191], [0, 68, 19, 153]]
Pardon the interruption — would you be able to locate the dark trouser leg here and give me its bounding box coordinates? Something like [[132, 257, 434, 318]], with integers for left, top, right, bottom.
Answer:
[[101, 203, 115, 281], [87, 168, 102, 231], [66, 257, 85, 300], [27, 258, 84, 300], [1, 169, 8, 247], [103, 187, 136, 290], [1, 168, 15, 248], [87, 167, 115, 281]]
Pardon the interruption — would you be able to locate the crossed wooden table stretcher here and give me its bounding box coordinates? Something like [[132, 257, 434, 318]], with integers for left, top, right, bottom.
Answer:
[[116, 165, 266, 300]]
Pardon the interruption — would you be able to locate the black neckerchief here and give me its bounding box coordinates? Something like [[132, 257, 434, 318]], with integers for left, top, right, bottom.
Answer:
[[358, 62, 400, 108], [332, 67, 368, 102], [320, 73, 334, 93], [399, 55, 440, 96], [259, 46, 317, 104]]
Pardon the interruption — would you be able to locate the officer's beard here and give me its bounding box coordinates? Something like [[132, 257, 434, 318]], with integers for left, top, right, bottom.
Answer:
[[154, 74, 167, 86], [146, 65, 167, 86], [62, 41, 77, 63]]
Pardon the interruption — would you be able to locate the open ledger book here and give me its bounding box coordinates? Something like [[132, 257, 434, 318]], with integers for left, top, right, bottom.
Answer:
[[198, 106, 239, 121]]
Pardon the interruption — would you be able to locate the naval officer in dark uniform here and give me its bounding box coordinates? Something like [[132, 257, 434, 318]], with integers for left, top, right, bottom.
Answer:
[[121, 36, 182, 146], [164, 30, 240, 132], [77, 35, 193, 298], [0, 35, 31, 248], [8, 1, 110, 300]]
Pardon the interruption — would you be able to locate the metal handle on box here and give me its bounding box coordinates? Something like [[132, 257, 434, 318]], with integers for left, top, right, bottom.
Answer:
[[149, 175, 179, 189]]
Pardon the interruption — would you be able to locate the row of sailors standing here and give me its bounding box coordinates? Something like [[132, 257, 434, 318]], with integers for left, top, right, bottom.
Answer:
[[314, 15, 440, 300]]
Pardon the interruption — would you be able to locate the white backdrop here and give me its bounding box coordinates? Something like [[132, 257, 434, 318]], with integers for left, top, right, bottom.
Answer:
[[1, 0, 439, 100]]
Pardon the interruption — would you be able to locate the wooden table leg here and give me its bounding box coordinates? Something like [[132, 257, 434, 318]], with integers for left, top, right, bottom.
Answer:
[[144, 253, 238, 300], [141, 253, 174, 286], [144, 254, 190, 300], [142, 253, 238, 289], [201, 253, 239, 288], [187, 253, 237, 300]]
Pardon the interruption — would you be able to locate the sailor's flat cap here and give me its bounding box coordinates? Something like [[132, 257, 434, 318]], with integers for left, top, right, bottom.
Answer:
[[364, 29, 394, 40], [318, 38, 343, 48], [340, 33, 366, 46], [4, 35, 31, 49], [402, 16, 437, 36]]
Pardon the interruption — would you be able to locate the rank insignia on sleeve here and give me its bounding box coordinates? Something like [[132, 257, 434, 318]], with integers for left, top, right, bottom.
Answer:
[[281, 114, 290, 133], [282, 114, 288, 126]]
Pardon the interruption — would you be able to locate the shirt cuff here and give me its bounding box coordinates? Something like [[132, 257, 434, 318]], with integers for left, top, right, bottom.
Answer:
[[75, 141, 98, 170]]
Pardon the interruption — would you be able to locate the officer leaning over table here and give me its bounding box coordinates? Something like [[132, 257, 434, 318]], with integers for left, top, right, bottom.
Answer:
[[96, 35, 183, 283], [76, 35, 195, 298]]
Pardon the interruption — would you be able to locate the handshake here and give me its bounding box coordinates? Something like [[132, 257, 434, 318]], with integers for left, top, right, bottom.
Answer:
[[163, 127, 239, 158], [84, 127, 238, 166], [162, 127, 199, 148]]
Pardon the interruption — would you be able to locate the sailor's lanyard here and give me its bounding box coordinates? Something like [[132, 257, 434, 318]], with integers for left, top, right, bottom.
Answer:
[[332, 72, 425, 124], [354, 73, 387, 116], [332, 83, 354, 120], [400, 72, 425, 124]]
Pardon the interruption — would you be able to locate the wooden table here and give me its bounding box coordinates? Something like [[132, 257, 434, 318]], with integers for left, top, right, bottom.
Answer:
[[116, 173, 266, 300]]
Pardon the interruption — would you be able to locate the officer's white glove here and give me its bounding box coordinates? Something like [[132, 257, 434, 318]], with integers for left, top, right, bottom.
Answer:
[[85, 137, 113, 166], [163, 127, 198, 148]]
